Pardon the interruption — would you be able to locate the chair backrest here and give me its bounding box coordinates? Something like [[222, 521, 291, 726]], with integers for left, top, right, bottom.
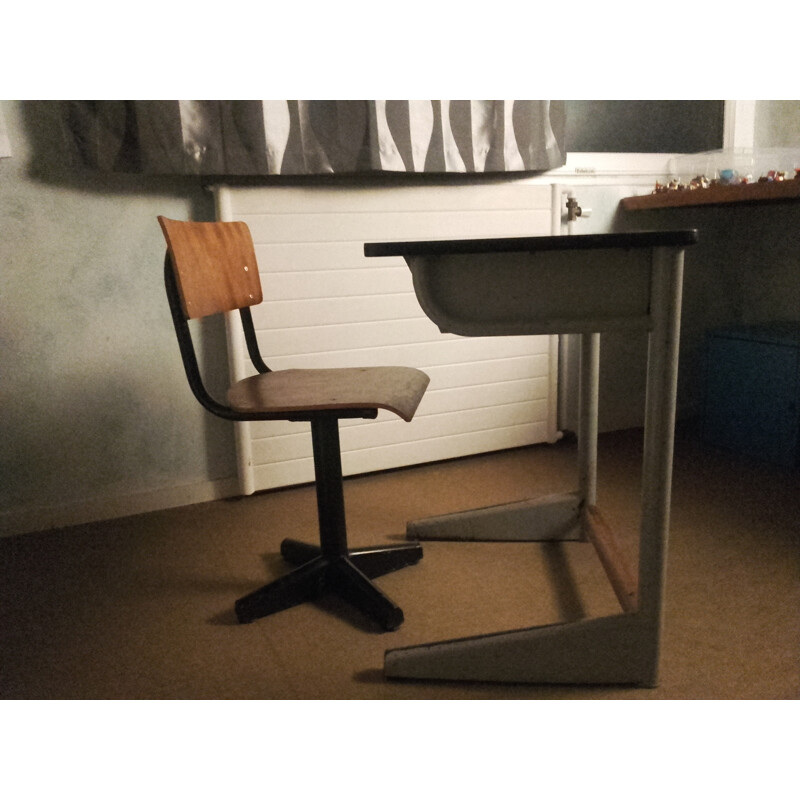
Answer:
[[158, 216, 263, 319]]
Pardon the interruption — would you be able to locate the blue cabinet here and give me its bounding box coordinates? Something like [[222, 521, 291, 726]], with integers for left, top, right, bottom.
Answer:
[[704, 323, 800, 468]]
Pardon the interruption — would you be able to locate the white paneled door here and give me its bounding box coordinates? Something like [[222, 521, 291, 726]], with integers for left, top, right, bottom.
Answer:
[[216, 181, 559, 494]]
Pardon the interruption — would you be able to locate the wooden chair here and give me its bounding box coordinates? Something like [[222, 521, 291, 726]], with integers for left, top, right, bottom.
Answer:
[[159, 217, 429, 631]]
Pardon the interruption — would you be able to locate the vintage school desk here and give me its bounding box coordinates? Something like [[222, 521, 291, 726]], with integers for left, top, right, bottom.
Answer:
[[364, 229, 698, 685]]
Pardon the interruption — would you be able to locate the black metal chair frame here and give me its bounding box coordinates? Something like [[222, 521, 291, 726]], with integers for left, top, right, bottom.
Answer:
[[164, 259, 423, 631]]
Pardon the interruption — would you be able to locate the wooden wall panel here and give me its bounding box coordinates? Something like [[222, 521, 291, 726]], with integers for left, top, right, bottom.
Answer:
[[216, 182, 559, 493]]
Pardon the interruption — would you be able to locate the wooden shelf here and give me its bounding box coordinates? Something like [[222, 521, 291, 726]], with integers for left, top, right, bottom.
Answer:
[[621, 179, 800, 211]]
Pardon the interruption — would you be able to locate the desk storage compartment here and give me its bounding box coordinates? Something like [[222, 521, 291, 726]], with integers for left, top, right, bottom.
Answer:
[[406, 247, 654, 337], [704, 323, 800, 468]]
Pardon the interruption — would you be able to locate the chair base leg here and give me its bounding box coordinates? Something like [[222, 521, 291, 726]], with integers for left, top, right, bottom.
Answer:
[[235, 542, 422, 631], [281, 538, 423, 577], [235, 417, 422, 631]]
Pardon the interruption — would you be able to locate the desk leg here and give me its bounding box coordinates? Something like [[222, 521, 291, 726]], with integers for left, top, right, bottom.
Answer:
[[384, 612, 651, 684], [635, 246, 684, 686], [578, 332, 600, 517], [406, 334, 598, 544], [407, 492, 583, 542]]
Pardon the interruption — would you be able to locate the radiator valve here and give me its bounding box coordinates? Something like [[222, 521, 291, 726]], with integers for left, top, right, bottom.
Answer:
[[566, 196, 591, 222]]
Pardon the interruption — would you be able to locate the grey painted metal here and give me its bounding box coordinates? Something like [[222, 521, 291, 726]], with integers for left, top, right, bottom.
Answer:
[[375, 232, 694, 685], [384, 611, 651, 685], [407, 492, 583, 542], [404, 247, 655, 337], [634, 246, 686, 684]]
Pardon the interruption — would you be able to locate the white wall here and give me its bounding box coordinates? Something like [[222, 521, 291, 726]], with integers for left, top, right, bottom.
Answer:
[[3, 99, 798, 536], [557, 180, 800, 433], [554, 184, 656, 433], [0, 101, 237, 536], [754, 101, 800, 148], [617, 189, 800, 424]]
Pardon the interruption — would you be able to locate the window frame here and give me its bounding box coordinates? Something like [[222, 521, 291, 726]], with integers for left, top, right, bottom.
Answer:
[[538, 101, 752, 187]]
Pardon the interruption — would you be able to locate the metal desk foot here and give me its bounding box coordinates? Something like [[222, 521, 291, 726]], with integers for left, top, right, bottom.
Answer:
[[384, 612, 659, 686], [407, 491, 583, 542]]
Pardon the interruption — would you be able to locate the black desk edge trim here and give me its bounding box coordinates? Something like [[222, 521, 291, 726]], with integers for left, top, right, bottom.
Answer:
[[364, 230, 699, 258]]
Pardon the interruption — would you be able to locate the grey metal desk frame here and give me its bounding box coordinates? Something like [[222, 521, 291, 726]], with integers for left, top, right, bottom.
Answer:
[[365, 230, 698, 685]]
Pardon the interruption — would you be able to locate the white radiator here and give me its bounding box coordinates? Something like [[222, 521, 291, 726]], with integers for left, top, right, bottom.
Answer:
[[215, 181, 560, 494]]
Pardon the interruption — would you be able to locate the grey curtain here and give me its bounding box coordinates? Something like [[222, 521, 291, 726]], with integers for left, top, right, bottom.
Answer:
[[61, 100, 566, 175]]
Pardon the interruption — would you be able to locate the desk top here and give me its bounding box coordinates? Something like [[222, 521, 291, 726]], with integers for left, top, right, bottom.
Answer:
[[364, 229, 698, 258]]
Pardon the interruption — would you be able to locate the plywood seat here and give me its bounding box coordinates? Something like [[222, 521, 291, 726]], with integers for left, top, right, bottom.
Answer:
[[228, 367, 429, 422]]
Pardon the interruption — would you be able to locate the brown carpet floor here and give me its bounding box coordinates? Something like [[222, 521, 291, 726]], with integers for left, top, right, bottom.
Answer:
[[2, 425, 798, 700]]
